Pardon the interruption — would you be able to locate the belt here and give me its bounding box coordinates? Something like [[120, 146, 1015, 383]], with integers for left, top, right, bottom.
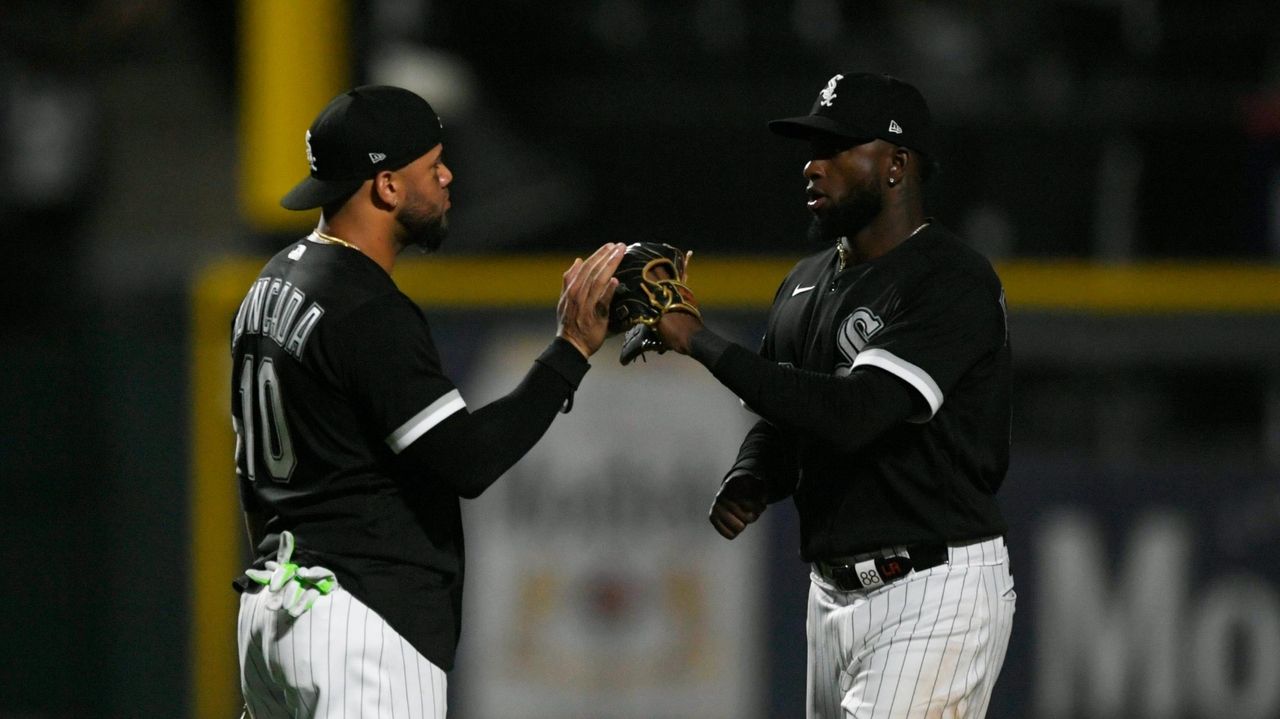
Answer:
[[814, 543, 949, 592]]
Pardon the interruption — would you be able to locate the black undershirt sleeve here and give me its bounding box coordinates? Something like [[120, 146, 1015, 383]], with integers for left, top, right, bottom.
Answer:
[[396, 338, 589, 499], [690, 328, 921, 454], [723, 419, 799, 503]]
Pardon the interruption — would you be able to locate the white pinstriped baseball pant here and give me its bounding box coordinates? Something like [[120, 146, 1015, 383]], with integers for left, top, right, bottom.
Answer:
[[806, 536, 1016, 718], [238, 586, 448, 718]]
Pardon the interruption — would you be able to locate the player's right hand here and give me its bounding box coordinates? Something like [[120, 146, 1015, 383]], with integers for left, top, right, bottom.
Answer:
[[557, 243, 625, 358], [709, 473, 768, 540]]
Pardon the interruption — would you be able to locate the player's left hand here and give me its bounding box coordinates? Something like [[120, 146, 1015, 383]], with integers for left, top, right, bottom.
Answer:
[[649, 249, 703, 355], [655, 310, 705, 355], [246, 531, 340, 618]]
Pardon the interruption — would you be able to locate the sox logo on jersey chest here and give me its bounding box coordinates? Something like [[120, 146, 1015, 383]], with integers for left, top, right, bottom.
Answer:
[[833, 307, 884, 376]]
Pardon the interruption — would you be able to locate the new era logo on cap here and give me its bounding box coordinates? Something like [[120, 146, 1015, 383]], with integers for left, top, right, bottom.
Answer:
[[369, 152, 387, 163], [888, 120, 903, 134]]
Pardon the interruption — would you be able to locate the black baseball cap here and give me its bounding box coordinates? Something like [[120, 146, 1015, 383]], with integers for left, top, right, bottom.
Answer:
[[280, 85, 444, 211], [769, 73, 932, 156]]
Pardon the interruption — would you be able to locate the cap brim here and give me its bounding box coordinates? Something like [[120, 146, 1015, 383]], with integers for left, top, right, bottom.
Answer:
[[768, 115, 867, 141], [280, 176, 365, 211]]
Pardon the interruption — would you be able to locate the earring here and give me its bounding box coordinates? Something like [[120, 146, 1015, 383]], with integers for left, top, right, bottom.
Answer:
[[888, 177, 897, 186]]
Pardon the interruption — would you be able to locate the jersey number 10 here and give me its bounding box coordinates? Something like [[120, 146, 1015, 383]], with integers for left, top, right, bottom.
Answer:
[[236, 354, 296, 482]]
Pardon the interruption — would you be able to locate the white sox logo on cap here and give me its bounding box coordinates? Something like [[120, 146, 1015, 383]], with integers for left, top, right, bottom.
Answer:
[[769, 73, 933, 157], [819, 73, 844, 107], [281, 85, 444, 210], [305, 130, 318, 171]]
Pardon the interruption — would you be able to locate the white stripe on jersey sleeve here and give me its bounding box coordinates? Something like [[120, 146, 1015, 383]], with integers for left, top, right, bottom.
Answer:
[[852, 348, 943, 422], [385, 389, 467, 454]]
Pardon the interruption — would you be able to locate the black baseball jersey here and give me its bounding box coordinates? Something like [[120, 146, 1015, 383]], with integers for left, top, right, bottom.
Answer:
[[716, 223, 1010, 559], [230, 238, 472, 670]]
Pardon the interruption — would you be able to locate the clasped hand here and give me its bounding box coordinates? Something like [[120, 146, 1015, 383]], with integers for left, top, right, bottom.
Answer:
[[557, 243, 625, 358], [709, 473, 768, 540], [245, 530, 339, 618]]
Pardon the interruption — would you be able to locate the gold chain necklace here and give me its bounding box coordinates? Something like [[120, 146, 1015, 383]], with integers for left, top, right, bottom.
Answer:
[[836, 221, 931, 271], [309, 229, 361, 251], [836, 239, 850, 271]]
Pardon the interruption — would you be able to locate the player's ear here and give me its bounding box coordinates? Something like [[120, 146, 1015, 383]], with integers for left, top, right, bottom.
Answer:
[[887, 145, 910, 187], [371, 170, 400, 209]]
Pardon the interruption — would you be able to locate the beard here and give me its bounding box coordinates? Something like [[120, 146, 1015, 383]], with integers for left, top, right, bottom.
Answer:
[[806, 181, 883, 246], [398, 194, 449, 253]]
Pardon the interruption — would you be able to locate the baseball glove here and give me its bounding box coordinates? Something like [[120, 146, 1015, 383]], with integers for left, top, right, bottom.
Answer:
[[608, 242, 700, 364]]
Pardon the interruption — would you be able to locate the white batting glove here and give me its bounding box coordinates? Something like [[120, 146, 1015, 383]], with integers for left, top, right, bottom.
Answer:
[[245, 531, 339, 617], [276, 564, 339, 617], [245, 530, 300, 593]]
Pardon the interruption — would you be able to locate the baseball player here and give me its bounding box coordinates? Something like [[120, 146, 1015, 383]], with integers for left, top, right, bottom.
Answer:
[[653, 73, 1015, 717], [230, 85, 624, 718]]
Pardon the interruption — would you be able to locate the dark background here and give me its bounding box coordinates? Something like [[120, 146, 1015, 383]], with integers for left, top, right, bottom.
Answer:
[[2, 1, 1279, 718]]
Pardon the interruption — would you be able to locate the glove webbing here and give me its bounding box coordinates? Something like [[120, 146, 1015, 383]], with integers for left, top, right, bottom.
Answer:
[[636, 278, 701, 326]]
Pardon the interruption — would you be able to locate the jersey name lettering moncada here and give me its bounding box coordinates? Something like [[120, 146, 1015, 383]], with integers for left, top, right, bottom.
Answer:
[[232, 276, 325, 361]]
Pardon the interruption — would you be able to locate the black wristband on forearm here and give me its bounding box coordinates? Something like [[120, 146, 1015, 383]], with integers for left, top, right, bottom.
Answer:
[[689, 328, 734, 369], [536, 337, 591, 389]]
